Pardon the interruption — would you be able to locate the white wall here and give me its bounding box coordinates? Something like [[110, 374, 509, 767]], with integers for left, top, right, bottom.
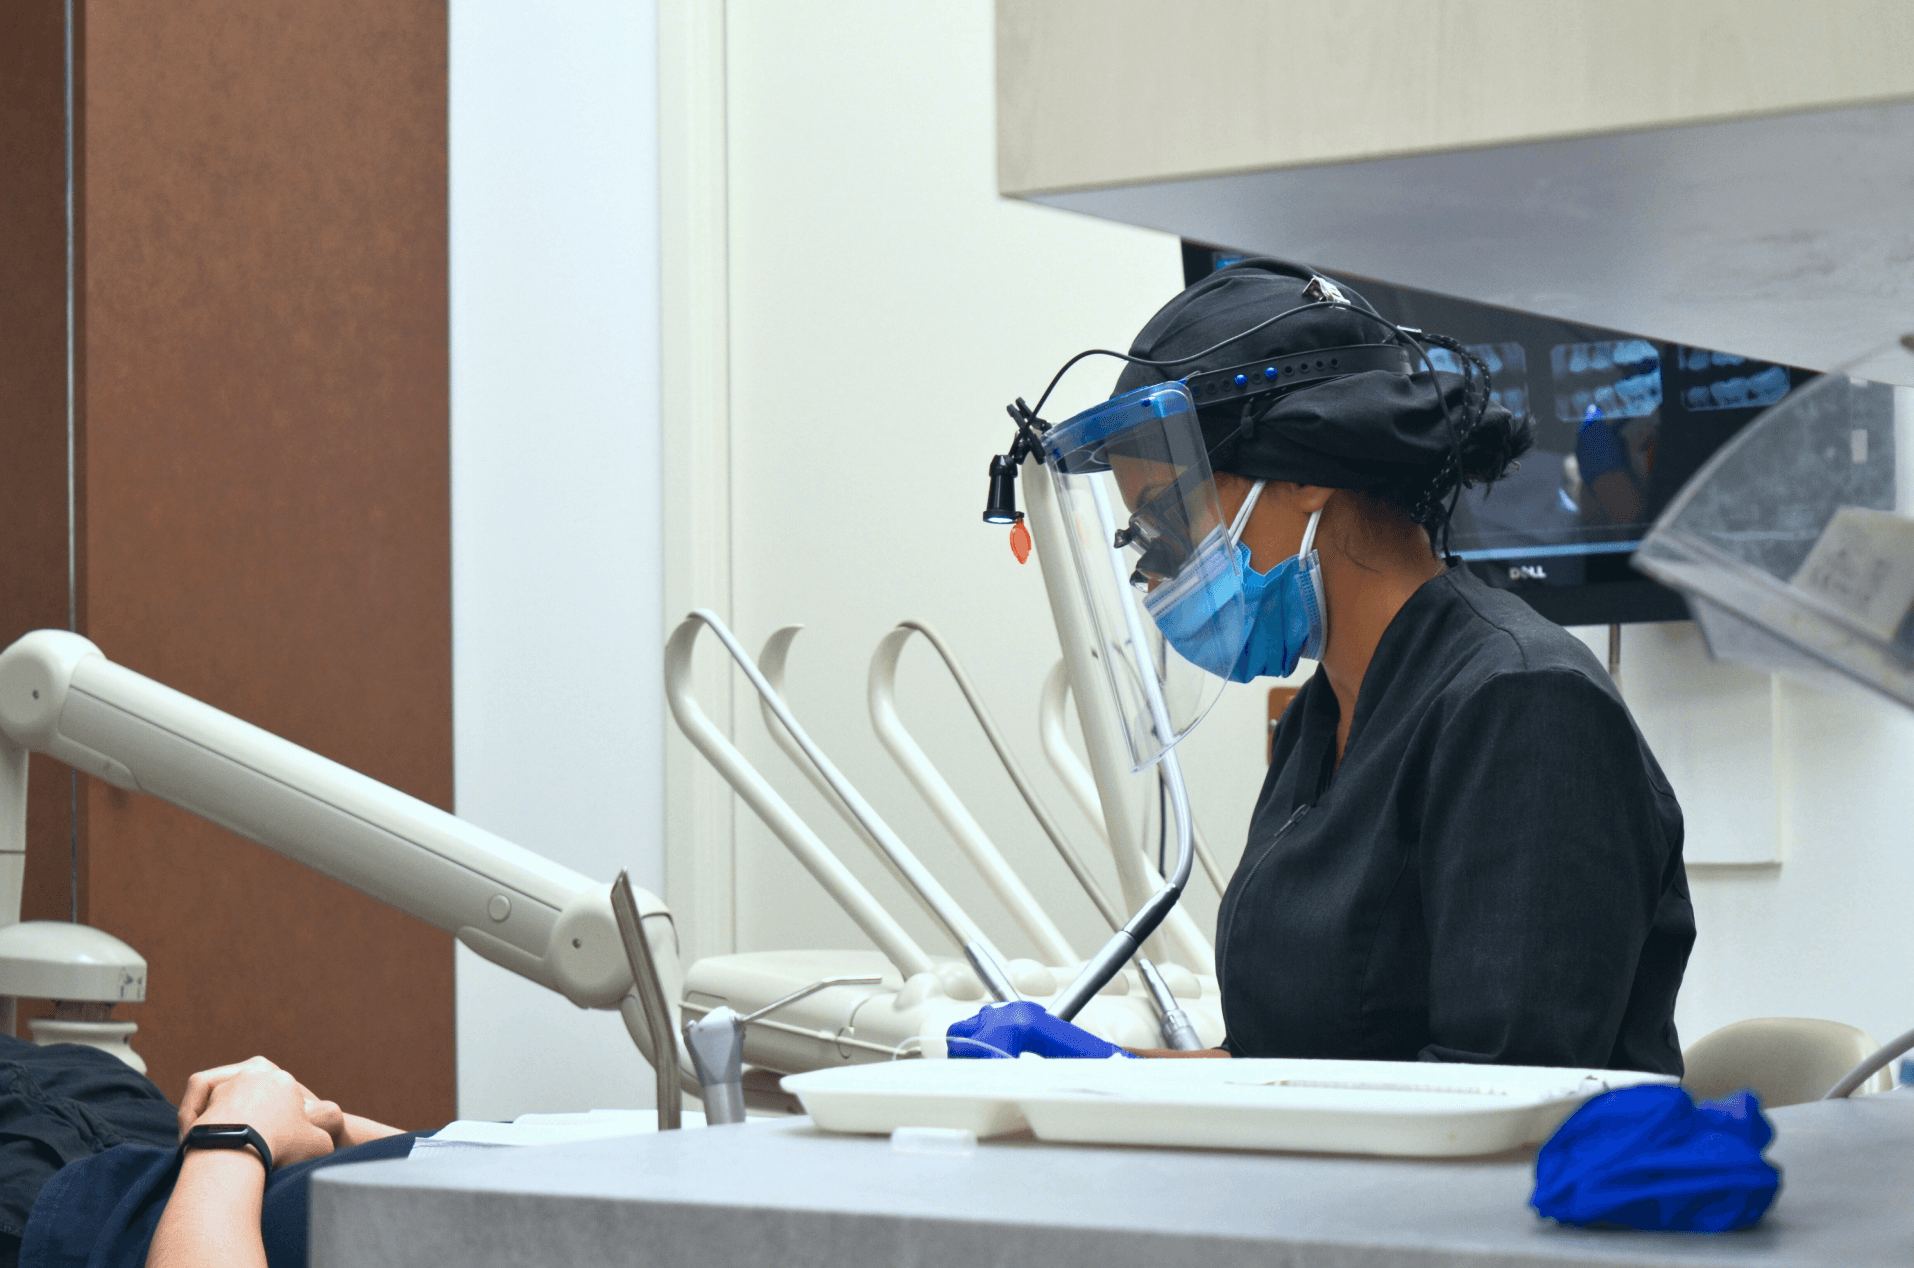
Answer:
[[448, 0, 663, 1119], [715, 0, 1219, 972], [1567, 619, 1914, 1053]]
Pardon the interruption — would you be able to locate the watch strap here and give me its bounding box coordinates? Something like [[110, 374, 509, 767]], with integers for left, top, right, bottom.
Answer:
[[181, 1122, 275, 1175]]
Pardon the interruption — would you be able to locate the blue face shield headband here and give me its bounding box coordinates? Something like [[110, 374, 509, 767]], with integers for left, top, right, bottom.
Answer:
[[1142, 481, 1328, 682]]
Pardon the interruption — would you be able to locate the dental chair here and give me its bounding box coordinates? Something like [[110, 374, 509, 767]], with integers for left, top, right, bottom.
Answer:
[[1682, 1017, 1896, 1108]]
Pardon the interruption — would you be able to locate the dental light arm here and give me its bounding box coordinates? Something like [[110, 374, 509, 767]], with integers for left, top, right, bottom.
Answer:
[[0, 631, 644, 1012]]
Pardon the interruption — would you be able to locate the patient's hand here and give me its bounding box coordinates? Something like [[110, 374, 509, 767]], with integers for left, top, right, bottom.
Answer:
[[151, 1061, 334, 1268], [179, 1055, 404, 1150], [178, 1057, 338, 1169]]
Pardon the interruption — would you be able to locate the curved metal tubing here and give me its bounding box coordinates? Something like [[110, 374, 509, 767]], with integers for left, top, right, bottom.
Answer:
[[1145, 765, 1229, 899], [870, 622, 1079, 963], [888, 646, 1198, 1044], [758, 626, 965, 945], [1186, 800, 1228, 898], [871, 628, 1205, 1044], [754, 626, 1009, 980], [1825, 1024, 1914, 1099], [664, 613, 932, 980]]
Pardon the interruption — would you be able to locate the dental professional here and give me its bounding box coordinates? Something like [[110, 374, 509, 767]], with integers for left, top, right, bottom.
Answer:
[[966, 259, 1694, 1073]]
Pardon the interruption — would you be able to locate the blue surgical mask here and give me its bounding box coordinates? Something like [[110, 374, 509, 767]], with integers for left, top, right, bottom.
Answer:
[[1143, 481, 1327, 682], [1227, 497, 1327, 682], [1141, 521, 1251, 679]]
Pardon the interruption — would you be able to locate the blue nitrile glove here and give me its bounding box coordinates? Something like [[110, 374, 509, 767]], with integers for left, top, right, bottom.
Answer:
[[1575, 407, 1630, 483], [1531, 1084, 1780, 1232], [945, 1000, 1137, 1060]]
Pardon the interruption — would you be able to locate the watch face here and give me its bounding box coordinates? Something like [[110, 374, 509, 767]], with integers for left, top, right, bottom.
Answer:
[[191, 1124, 255, 1145], [183, 1122, 271, 1173]]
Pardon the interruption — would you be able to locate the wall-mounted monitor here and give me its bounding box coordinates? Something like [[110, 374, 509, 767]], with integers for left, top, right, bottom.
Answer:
[[1180, 242, 1816, 626]]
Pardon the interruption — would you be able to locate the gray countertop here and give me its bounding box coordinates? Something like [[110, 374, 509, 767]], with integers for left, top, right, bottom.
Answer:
[[311, 1091, 1914, 1267]]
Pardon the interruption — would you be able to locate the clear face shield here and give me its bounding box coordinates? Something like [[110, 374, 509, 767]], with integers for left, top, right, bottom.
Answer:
[[1038, 381, 1239, 771]]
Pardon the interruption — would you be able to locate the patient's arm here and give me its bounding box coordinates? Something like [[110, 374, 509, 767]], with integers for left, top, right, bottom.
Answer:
[[148, 1061, 339, 1268]]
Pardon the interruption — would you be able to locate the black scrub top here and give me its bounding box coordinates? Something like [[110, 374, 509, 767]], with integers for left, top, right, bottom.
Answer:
[[1216, 567, 1694, 1074]]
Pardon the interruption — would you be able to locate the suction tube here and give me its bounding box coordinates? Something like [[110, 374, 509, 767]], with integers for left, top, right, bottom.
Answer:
[[1050, 475, 1197, 1022]]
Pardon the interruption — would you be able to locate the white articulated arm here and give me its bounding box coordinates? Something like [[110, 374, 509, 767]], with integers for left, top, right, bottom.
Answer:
[[1023, 460, 1215, 976], [0, 630, 647, 1011]]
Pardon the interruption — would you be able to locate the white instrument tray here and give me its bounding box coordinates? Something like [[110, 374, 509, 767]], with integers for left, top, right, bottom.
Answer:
[[782, 1058, 1675, 1157]]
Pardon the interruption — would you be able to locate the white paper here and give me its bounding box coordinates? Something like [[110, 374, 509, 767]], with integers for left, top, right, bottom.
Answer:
[[408, 1107, 708, 1156]]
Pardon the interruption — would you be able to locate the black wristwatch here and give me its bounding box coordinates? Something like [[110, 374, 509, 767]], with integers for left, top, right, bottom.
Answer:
[[180, 1123, 275, 1176]]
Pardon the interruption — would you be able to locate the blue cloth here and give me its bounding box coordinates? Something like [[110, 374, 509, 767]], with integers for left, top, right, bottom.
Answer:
[[946, 1000, 1136, 1060], [0, 1036, 179, 1267], [20, 1132, 423, 1268], [1532, 1085, 1779, 1232]]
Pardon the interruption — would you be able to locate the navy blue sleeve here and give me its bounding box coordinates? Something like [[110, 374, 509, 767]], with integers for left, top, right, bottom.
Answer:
[[22, 1133, 425, 1268], [0, 1037, 178, 1246], [19, 1145, 177, 1268]]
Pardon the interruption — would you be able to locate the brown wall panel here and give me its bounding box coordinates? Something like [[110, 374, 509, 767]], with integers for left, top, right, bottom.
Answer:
[[0, 2, 85, 929], [75, 0, 453, 1127]]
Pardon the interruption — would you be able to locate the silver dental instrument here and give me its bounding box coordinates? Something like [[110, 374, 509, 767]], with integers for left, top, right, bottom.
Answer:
[[1137, 957, 1204, 1051], [612, 869, 682, 1129], [685, 975, 882, 1124]]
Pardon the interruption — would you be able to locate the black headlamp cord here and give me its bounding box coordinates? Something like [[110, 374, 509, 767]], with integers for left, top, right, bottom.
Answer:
[[986, 298, 1493, 558]]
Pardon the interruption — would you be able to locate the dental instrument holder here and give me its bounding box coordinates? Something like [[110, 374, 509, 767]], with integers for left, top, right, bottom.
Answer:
[[685, 976, 882, 1125], [691, 612, 1020, 1003], [611, 870, 681, 1130], [1049, 473, 1198, 1022]]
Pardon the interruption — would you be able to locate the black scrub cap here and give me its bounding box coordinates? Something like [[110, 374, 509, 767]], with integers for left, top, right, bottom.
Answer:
[[1113, 258, 1532, 533]]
